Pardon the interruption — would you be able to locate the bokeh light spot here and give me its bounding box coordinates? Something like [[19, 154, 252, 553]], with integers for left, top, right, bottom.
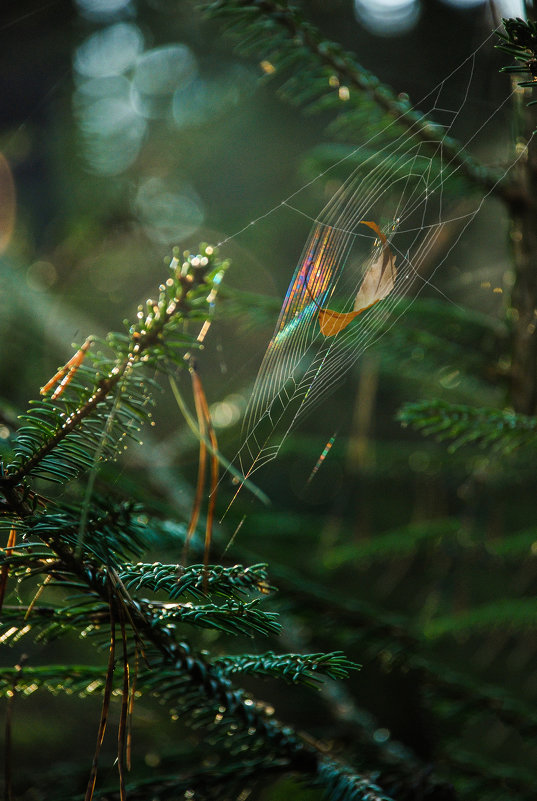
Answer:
[[438, 366, 461, 389], [75, 0, 133, 20], [132, 45, 197, 119], [134, 177, 204, 243], [373, 727, 391, 743], [26, 261, 57, 291], [408, 450, 430, 472], [74, 23, 144, 79], [144, 751, 161, 767], [209, 394, 245, 428], [73, 75, 131, 108], [74, 77, 147, 174], [354, 0, 420, 36], [493, 0, 525, 14], [173, 65, 254, 128], [440, 0, 484, 6]]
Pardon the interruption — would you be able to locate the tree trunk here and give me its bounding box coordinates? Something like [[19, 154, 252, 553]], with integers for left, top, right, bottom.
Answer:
[[509, 85, 537, 414]]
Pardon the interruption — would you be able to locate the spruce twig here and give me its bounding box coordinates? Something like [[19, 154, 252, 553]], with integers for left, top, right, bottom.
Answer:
[[1, 248, 228, 489], [202, 0, 527, 209]]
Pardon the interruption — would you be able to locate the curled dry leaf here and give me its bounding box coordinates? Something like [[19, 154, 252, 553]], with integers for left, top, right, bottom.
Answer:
[[318, 221, 397, 337]]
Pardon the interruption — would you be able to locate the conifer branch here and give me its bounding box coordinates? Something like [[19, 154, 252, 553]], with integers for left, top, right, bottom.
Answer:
[[0, 652, 359, 697], [397, 400, 537, 453], [143, 516, 537, 749], [0, 228, 379, 798], [1, 247, 228, 489], [0, 665, 109, 697], [0, 498, 384, 801], [497, 17, 537, 108], [211, 650, 358, 686], [424, 598, 537, 637], [259, 557, 537, 745], [203, 0, 526, 208], [118, 561, 275, 600]]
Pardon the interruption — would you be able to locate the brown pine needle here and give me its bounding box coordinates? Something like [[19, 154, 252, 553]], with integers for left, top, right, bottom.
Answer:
[[84, 591, 116, 801], [126, 646, 139, 772], [4, 688, 13, 801], [183, 369, 208, 564], [221, 515, 246, 559], [169, 375, 269, 505], [0, 526, 17, 614], [117, 611, 129, 801], [3, 660, 23, 801], [107, 567, 147, 664], [191, 366, 219, 579], [40, 336, 94, 400], [24, 573, 52, 620]]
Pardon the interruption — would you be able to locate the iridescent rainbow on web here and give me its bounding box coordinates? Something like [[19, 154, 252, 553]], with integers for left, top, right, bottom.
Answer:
[[273, 225, 336, 345]]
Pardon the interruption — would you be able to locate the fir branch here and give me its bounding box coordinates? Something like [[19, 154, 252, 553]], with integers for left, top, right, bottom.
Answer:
[[118, 561, 275, 600], [0, 578, 280, 644], [314, 677, 458, 801], [0, 253, 388, 799], [324, 519, 461, 568], [1, 505, 393, 800], [145, 598, 281, 637], [0, 543, 53, 570], [254, 556, 537, 746], [0, 602, 110, 646], [211, 650, 360, 686], [497, 17, 537, 108], [397, 400, 537, 453], [301, 142, 481, 199], [0, 652, 358, 697], [424, 598, 537, 638], [0, 665, 108, 698], [315, 759, 392, 801], [1, 246, 229, 490], [202, 0, 524, 207], [23, 499, 149, 565], [128, 516, 537, 747]]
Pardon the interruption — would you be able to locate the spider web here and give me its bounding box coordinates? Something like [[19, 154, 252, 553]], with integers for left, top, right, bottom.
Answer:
[[216, 26, 528, 495]]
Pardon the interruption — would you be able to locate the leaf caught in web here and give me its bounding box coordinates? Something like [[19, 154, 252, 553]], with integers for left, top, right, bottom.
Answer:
[[318, 221, 397, 337]]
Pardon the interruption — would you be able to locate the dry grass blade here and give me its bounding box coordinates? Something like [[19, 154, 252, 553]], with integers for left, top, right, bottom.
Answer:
[[0, 526, 17, 614], [183, 366, 208, 563], [117, 610, 129, 801], [191, 366, 219, 575], [84, 591, 115, 801], [24, 574, 52, 621], [3, 660, 23, 801], [126, 646, 138, 772]]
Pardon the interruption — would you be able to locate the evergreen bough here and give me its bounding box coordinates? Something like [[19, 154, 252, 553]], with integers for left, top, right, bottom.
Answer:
[[0, 247, 389, 801]]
